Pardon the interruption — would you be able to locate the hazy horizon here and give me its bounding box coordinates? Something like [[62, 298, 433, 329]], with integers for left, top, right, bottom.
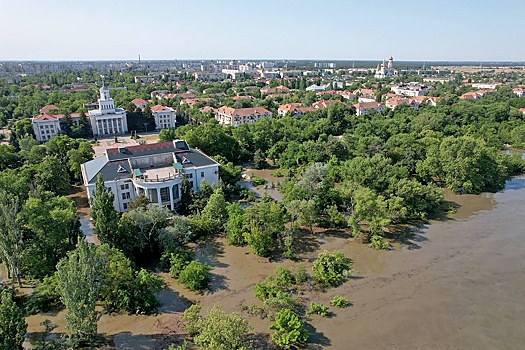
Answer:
[[1, 0, 524, 61]]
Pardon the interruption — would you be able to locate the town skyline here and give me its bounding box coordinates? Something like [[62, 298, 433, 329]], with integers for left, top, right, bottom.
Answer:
[[1, 0, 524, 61]]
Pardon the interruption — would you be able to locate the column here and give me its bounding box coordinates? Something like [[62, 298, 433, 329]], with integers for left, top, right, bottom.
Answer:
[[169, 186, 174, 210]]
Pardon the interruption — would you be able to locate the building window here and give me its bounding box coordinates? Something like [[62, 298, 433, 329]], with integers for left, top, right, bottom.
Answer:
[[187, 173, 193, 179], [201, 172, 205, 178], [122, 192, 130, 200], [123, 203, 128, 210], [120, 183, 130, 190], [173, 184, 180, 199], [160, 187, 170, 202]]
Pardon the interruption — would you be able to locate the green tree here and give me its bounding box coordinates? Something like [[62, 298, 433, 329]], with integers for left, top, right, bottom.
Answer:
[[56, 240, 101, 347], [348, 187, 390, 237], [269, 308, 309, 349], [312, 250, 351, 287], [158, 216, 195, 252], [225, 203, 245, 246], [19, 196, 81, 279], [0, 289, 27, 350], [199, 187, 228, 234], [90, 174, 119, 245], [67, 141, 94, 180], [185, 304, 252, 350], [0, 192, 23, 287], [125, 205, 171, 252], [35, 156, 69, 196], [178, 260, 211, 291]]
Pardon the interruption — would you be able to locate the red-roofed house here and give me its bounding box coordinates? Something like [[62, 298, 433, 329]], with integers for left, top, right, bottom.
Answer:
[[260, 85, 290, 95], [39, 104, 60, 114], [354, 101, 384, 116], [151, 105, 176, 130], [513, 88, 525, 98], [32, 112, 80, 142], [312, 100, 343, 110], [131, 98, 148, 109], [215, 106, 273, 127]]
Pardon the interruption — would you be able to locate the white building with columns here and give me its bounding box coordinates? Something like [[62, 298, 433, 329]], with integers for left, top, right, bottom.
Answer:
[[81, 140, 219, 212], [89, 84, 128, 136]]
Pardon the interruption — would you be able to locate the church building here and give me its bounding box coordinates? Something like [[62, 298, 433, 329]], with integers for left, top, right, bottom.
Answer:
[[374, 56, 396, 79]]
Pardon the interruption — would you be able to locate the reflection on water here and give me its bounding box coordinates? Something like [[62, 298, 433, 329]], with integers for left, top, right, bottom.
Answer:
[[502, 176, 525, 191]]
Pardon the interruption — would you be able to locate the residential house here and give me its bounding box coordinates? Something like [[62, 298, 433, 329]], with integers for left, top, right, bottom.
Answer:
[[354, 101, 384, 116], [512, 88, 525, 97], [391, 82, 429, 97], [131, 98, 148, 109], [215, 106, 273, 127]]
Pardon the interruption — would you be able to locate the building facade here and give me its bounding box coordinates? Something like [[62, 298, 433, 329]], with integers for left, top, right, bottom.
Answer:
[[31, 113, 62, 142], [81, 140, 220, 212], [89, 84, 128, 136], [151, 105, 176, 130], [215, 106, 272, 127]]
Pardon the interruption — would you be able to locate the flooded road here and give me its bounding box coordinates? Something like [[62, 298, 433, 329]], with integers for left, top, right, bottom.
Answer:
[[23, 177, 525, 349]]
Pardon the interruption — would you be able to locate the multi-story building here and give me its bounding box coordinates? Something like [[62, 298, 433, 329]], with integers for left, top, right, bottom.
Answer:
[[391, 82, 429, 97], [31, 112, 81, 142], [215, 106, 273, 127], [151, 105, 176, 130], [31, 113, 63, 142], [354, 101, 385, 116], [81, 140, 220, 212], [89, 84, 128, 136]]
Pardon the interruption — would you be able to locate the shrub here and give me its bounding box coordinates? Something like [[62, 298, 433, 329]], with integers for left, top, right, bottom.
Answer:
[[178, 261, 211, 291], [326, 205, 346, 228], [307, 302, 328, 317], [25, 275, 62, 314], [330, 295, 350, 308], [270, 309, 309, 349], [369, 235, 390, 250], [263, 291, 296, 310], [273, 267, 295, 289], [169, 248, 194, 278], [251, 176, 267, 187], [312, 250, 351, 287], [184, 304, 252, 350], [182, 304, 202, 337], [292, 265, 308, 284]]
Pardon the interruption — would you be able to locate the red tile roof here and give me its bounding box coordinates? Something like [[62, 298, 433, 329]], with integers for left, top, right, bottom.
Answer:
[[39, 105, 60, 114], [131, 98, 148, 105], [150, 105, 172, 112], [216, 106, 272, 117]]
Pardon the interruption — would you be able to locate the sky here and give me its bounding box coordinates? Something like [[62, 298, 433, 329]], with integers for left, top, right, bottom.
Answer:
[[1, 0, 523, 62]]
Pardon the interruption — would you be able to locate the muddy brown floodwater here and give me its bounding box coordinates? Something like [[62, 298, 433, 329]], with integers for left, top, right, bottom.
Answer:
[[23, 176, 525, 349]]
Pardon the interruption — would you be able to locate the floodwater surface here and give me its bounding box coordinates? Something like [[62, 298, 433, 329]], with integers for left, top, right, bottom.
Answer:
[[23, 177, 525, 349]]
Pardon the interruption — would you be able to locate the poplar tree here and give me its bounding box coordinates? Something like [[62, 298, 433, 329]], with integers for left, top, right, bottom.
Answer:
[[90, 174, 118, 244], [56, 240, 101, 347], [0, 289, 27, 350]]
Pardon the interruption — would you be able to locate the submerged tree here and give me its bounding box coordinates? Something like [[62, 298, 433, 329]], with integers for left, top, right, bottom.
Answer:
[[0, 289, 27, 350], [0, 191, 23, 287], [90, 174, 119, 245], [56, 240, 101, 347]]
